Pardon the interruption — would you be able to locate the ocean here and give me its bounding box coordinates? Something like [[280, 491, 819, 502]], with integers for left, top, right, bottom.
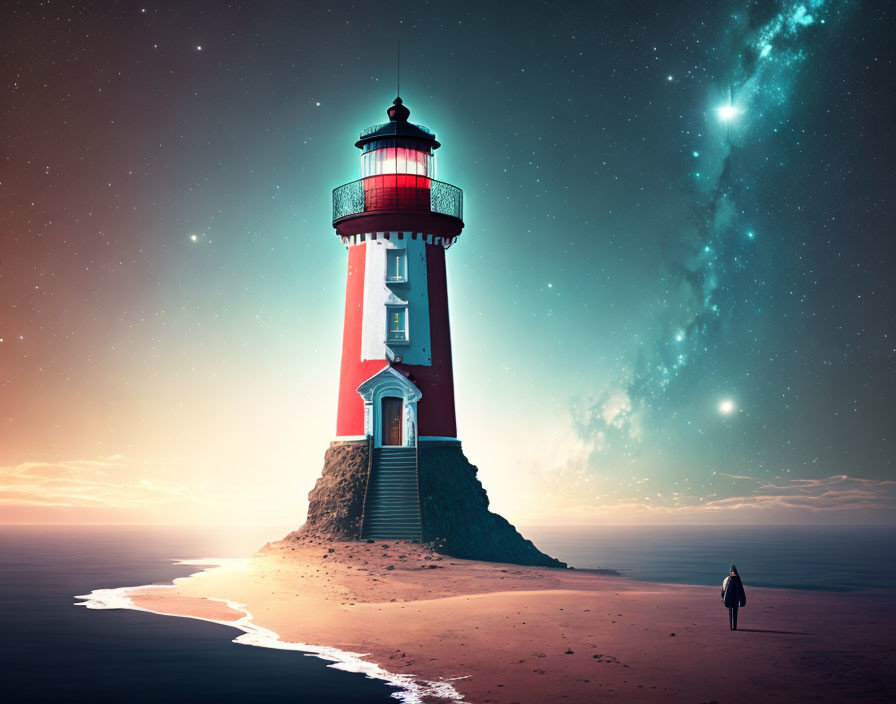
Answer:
[[0, 524, 890, 702], [524, 524, 895, 592], [0, 525, 399, 703]]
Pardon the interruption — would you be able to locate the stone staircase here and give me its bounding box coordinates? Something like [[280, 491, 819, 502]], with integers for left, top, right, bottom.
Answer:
[[361, 447, 422, 540]]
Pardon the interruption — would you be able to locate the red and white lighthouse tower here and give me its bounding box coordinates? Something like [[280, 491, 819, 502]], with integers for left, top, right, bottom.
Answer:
[[331, 97, 464, 449], [303, 100, 560, 558]]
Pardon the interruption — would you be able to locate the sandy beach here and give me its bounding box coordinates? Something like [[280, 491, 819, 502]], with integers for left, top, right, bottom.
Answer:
[[129, 536, 893, 703]]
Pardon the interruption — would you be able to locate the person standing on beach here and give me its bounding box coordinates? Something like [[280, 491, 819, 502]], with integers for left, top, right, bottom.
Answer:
[[722, 564, 747, 630]]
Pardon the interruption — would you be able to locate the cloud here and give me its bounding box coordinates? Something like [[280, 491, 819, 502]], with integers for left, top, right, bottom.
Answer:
[[700, 474, 896, 513], [515, 470, 896, 526], [0, 454, 310, 525], [599, 390, 632, 427], [0, 456, 200, 510], [573, 389, 642, 457]]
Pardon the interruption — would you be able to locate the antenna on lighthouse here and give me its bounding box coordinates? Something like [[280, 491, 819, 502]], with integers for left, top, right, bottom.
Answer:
[[396, 39, 401, 98]]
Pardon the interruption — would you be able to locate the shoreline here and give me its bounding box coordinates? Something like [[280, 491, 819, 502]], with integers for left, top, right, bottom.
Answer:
[[75, 558, 466, 704], [77, 538, 894, 703]]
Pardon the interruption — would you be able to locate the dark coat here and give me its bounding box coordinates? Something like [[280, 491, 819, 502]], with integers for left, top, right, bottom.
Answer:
[[722, 574, 746, 609]]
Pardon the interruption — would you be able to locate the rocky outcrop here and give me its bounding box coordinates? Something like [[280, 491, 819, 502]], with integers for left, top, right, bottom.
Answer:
[[291, 441, 370, 539], [417, 443, 564, 568], [289, 440, 565, 569]]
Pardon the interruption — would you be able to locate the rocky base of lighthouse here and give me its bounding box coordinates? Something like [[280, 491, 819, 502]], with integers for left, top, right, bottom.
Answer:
[[416, 443, 566, 568], [298, 441, 371, 540], [292, 440, 565, 569]]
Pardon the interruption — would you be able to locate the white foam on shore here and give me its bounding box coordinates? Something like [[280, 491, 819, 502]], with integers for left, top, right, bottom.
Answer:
[[74, 559, 465, 704]]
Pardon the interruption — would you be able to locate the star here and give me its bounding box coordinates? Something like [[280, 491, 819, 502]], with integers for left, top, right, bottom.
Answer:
[[718, 399, 736, 415], [717, 104, 742, 122]]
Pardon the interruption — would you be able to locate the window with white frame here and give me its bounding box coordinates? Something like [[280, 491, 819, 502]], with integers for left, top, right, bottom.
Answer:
[[386, 305, 408, 344], [386, 249, 407, 283]]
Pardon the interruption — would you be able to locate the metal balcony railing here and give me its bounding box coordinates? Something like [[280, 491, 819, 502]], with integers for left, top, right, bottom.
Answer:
[[332, 177, 463, 222]]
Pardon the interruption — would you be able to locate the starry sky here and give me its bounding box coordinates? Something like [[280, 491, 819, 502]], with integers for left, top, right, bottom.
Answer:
[[2, 0, 894, 525]]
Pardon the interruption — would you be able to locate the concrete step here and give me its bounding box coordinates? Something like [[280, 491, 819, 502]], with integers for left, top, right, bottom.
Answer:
[[366, 505, 420, 513], [362, 447, 422, 541], [365, 534, 422, 541]]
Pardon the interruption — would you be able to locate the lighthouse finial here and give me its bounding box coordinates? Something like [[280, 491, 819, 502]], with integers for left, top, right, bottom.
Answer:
[[387, 95, 410, 122], [396, 39, 400, 100]]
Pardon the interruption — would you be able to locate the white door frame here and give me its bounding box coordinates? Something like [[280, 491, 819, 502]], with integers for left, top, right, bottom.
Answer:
[[357, 365, 422, 448]]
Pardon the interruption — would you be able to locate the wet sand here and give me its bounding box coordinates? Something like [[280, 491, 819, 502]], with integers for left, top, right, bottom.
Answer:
[[130, 537, 894, 703]]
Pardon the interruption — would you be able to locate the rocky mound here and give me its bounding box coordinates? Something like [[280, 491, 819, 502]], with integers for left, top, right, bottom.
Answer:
[[289, 440, 565, 569]]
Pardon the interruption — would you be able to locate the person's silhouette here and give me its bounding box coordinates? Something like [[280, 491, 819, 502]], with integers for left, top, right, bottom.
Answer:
[[721, 564, 747, 630]]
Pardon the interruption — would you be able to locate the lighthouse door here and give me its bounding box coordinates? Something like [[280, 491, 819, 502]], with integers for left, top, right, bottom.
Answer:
[[381, 397, 403, 446]]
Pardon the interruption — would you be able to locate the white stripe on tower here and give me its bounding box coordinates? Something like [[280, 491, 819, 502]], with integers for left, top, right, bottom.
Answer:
[[360, 234, 432, 366]]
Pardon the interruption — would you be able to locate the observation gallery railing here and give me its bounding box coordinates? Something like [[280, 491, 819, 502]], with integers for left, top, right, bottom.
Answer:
[[333, 177, 463, 222]]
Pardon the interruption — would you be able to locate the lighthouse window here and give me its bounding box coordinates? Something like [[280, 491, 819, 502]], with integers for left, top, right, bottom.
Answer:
[[386, 249, 407, 283], [386, 306, 408, 344], [361, 147, 433, 178]]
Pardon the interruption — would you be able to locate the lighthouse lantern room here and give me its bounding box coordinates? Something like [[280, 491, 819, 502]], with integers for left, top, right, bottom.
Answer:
[[332, 97, 464, 449]]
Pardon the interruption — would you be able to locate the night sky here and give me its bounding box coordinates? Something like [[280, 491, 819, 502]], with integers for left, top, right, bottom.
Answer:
[[2, 0, 894, 525]]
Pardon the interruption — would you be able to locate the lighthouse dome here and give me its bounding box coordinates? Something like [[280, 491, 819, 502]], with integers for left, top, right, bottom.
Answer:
[[355, 97, 441, 151]]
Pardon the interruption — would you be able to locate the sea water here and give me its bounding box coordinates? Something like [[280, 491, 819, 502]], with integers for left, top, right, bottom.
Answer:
[[0, 525, 401, 703], [523, 524, 895, 592]]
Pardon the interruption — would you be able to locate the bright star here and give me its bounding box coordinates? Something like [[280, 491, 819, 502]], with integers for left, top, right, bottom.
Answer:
[[717, 104, 742, 122], [190, 234, 198, 242], [718, 399, 736, 415]]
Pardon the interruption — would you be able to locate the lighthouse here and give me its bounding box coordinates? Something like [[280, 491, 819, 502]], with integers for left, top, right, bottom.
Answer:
[[328, 96, 463, 539], [332, 96, 463, 449], [297, 96, 562, 566]]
